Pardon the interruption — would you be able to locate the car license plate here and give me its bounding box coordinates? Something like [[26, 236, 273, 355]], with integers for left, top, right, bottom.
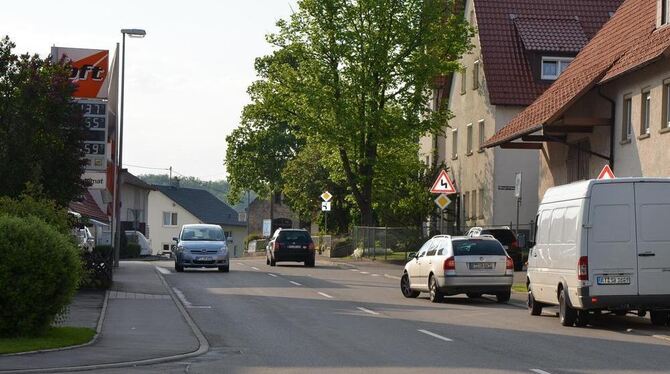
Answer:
[[196, 256, 213, 261], [288, 245, 301, 249], [597, 275, 631, 285], [469, 262, 495, 270]]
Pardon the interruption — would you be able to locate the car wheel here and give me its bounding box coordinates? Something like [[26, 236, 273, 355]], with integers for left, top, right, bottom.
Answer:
[[496, 291, 511, 303], [175, 262, 184, 273], [559, 288, 577, 326], [528, 285, 543, 316], [401, 274, 420, 298], [266, 256, 270, 265], [218, 265, 230, 273], [466, 293, 482, 299], [650, 311, 669, 326], [575, 310, 590, 327], [270, 255, 276, 267], [429, 275, 443, 303], [304, 257, 315, 267]]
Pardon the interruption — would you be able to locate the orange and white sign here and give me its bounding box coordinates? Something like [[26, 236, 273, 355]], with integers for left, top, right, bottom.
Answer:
[[52, 47, 109, 99], [597, 165, 615, 180], [430, 170, 457, 194]]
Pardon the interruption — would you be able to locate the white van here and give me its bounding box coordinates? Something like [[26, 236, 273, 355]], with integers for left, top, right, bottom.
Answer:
[[527, 178, 670, 327]]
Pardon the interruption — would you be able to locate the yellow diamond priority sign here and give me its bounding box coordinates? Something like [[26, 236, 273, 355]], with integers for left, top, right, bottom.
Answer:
[[320, 191, 333, 202], [434, 194, 451, 210]]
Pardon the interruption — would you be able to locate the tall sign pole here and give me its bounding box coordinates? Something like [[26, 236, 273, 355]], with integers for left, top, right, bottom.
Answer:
[[321, 191, 332, 233], [430, 170, 458, 235], [515, 172, 522, 235]]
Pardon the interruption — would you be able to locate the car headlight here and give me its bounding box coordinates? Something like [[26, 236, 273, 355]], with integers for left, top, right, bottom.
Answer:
[[219, 247, 228, 254]]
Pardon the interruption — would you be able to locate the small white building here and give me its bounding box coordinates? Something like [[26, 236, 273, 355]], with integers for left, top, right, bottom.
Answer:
[[148, 183, 247, 257]]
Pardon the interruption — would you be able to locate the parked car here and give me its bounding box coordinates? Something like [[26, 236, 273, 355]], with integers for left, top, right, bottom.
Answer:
[[400, 235, 513, 303], [266, 229, 315, 267], [527, 178, 670, 327], [467, 226, 523, 271], [172, 224, 229, 272], [73, 226, 95, 253], [125, 230, 152, 256]]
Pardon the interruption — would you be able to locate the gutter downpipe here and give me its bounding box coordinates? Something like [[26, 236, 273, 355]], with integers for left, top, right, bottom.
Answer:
[[597, 86, 616, 171]]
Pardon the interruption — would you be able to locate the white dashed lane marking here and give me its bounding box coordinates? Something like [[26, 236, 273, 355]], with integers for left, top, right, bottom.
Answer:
[[251, 267, 260, 271], [418, 329, 453, 342], [155, 266, 171, 275], [356, 307, 380, 315], [290, 281, 303, 286], [268, 273, 278, 277], [317, 292, 334, 299], [530, 369, 552, 374]]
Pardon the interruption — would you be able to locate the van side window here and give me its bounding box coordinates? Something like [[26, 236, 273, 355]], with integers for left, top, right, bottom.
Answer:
[[563, 207, 580, 244], [538, 210, 552, 244], [549, 208, 566, 243], [593, 204, 631, 243]]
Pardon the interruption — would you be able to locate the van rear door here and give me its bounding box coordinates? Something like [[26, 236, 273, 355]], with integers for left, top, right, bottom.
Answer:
[[634, 182, 670, 295], [588, 183, 638, 296]]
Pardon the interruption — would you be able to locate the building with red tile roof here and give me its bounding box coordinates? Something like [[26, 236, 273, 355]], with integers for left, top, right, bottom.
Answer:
[[419, 0, 621, 234], [485, 0, 670, 199]]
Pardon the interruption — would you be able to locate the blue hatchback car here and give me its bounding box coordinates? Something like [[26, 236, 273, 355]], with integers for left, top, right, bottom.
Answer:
[[173, 224, 229, 272]]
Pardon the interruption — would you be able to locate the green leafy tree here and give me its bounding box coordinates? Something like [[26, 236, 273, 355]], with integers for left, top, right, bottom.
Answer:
[[243, 0, 473, 226], [0, 36, 88, 206]]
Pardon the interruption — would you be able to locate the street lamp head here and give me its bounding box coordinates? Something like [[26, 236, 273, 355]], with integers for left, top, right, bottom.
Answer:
[[121, 29, 146, 38]]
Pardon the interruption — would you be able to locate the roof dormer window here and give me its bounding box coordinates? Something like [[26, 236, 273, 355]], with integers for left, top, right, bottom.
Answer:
[[541, 57, 573, 80]]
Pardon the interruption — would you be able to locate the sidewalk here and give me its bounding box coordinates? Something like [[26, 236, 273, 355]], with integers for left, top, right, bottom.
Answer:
[[0, 261, 205, 373]]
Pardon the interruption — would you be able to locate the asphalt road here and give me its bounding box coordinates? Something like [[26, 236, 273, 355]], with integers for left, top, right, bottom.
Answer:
[[98, 257, 670, 374]]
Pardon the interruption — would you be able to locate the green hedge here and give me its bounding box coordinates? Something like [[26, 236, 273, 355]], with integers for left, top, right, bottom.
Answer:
[[0, 215, 82, 337], [121, 243, 141, 259], [0, 194, 71, 236]]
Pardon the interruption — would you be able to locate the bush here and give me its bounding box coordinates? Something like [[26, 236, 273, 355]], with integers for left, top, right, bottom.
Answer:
[[80, 246, 113, 289], [0, 194, 71, 236], [121, 243, 141, 259], [0, 215, 82, 337]]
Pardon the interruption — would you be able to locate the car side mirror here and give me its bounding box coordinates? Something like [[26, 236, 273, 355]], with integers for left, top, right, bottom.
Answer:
[[172, 237, 179, 242], [408, 252, 417, 260]]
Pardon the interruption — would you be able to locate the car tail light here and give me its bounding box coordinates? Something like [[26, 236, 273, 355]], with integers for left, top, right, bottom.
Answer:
[[274, 241, 280, 251], [578, 256, 589, 280], [506, 257, 514, 270], [308, 242, 315, 251], [443, 256, 456, 271]]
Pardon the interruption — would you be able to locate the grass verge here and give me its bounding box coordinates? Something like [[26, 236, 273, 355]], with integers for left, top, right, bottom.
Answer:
[[512, 283, 528, 293], [0, 327, 95, 354]]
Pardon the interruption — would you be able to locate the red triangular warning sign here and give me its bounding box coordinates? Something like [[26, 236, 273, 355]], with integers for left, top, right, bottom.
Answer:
[[430, 170, 457, 194], [597, 165, 615, 180]]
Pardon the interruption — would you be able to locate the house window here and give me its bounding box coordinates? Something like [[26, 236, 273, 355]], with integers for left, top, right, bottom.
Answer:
[[451, 129, 458, 159], [466, 124, 473, 154], [622, 96, 632, 141], [471, 190, 477, 220], [541, 57, 573, 80], [162, 212, 177, 226], [663, 82, 670, 129], [478, 189, 485, 218], [641, 90, 651, 135], [566, 140, 591, 183], [463, 191, 470, 222], [460, 68, 467, 95], [473, 60, 480, 90], [478, 120, 485, 150]]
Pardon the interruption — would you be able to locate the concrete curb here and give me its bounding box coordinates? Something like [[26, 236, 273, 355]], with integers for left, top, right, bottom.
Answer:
[[0, 290, 109, 359], [0, 268, 210, 373]]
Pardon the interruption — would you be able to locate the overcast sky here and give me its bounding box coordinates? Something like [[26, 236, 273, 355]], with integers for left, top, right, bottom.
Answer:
[[2, 1, 296, 181]]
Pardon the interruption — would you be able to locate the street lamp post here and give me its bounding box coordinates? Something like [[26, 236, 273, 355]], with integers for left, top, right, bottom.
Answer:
[[113, 28, 146, 267]]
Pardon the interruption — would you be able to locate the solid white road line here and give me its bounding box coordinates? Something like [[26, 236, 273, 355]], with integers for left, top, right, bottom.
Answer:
[[268, 273, 278, 277], [317, 292, 334, 299], [290, 281, 303, 286], [652, 334, 670, 342], [371, 274, 380, 277], [530, 369, 553, 374], [251, 266, 260, 271], [360, 271, 370, 274], [418, 329, 453, 342], [356, 307, 380, 315], [173, 287, 211, 309], [155, 266, 171, 275], [384, 274, 401, 280], [350, 269, 359, 272]]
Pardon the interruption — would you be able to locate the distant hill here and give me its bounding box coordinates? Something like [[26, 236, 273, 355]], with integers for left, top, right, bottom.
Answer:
[[139, 174, 255, 212]]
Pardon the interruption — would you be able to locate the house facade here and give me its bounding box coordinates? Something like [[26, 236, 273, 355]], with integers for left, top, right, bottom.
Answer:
[[119, 170, 153, 235], [420, 0, 622, 235], [247, 193, 300, 237], [486, 0, 670, 201], [148, 183, 247, 257]]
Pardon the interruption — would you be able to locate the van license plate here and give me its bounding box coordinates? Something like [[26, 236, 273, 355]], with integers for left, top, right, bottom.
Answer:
[[469, 262, 495, 270], [597, 275, 631, 285]]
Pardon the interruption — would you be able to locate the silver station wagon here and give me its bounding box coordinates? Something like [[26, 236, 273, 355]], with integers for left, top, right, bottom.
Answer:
[[173, 224, 229, 273], [400, 235, 514, 303]]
